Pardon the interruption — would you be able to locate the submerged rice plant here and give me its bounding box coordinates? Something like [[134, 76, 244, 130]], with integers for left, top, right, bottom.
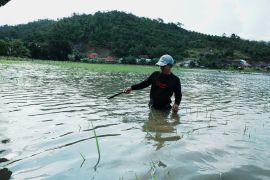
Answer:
[[135, 173, 139, 180], [91, 122, 101, 171], [79, 152, 86, 168], [149, 160, 157, 180]]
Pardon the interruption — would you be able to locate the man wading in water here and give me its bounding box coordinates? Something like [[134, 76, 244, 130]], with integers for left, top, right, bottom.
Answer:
[[123, 54, 182, 113]]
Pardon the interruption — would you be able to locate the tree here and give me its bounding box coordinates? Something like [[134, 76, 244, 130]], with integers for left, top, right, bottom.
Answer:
[[230, 33, 240, 40], [177, 22, 184, 27], [0, 40, 8, 56], [7, 39, 30, 57], [0, 11, 270, 63], [48, 40, 72, 60], [121, 56, 137, 64], [157, 18, 164, 23]]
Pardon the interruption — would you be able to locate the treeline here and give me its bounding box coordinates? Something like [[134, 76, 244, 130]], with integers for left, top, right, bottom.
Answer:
[[0, 11, 270, 64]]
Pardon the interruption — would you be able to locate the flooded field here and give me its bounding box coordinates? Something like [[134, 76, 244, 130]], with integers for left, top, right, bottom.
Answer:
[[0, 62, 270, 180]]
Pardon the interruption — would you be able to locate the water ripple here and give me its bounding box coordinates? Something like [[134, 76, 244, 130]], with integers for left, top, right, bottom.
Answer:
[[0, 63, 269, 179]]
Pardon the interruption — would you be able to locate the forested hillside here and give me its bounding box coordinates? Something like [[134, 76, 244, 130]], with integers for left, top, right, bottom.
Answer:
[[0, 11, 270, 68]]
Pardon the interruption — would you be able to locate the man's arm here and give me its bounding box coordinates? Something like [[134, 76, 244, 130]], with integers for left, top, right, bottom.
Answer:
[[131, 74, 153, 90], [174, 78, 182, 105], [123, 72, 156, 93], [172, 78, 182, 113]]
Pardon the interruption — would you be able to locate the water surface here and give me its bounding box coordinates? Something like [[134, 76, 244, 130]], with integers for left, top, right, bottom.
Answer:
[[0, 63, 270, 179]]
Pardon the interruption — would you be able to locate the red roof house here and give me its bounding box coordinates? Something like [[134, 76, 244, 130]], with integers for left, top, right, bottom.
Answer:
[[87, 53, 98, 59]]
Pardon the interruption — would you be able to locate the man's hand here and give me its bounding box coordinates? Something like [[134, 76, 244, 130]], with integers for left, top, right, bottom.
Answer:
[[123, 87, 132, 93], [172, 103, 179, 113]]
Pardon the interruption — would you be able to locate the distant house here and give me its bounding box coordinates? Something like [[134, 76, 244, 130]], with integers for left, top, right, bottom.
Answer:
[[230, 59, 251, 68], [179, 59, 199, 68], [87, 53, 98, 59], [239, 59, 251, 68], [257, 62, 269, 69], [136, 58, 152, 64], [145, 58, 151, 63], [253, 62, 270, 71], [105, 56, 114, 62]]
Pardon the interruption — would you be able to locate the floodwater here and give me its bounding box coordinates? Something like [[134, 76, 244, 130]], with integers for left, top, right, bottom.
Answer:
[[0, 63, 270, 180]]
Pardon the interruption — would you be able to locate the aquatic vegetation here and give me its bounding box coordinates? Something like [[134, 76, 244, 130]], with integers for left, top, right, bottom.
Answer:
[[91, 122, 101, 171], [77, 122, 101, 170], [135, 173, 139, 180], [79, 152, 86, 168], [210, 111, 213, 121], [79, 152, 86, 161], [243, 124, 248, 135], [78, 125, 82, 132], [149, 160, 157, 180]]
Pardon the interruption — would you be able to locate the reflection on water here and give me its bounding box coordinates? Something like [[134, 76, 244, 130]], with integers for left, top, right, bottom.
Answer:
[[143, 109, 181, 150], [0, 63, 270, 179]]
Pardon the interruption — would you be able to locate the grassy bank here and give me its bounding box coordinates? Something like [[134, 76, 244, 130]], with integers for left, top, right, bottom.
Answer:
[[0, 57, 174, 73], [1, 57, 268, 74], [32, 60, 159, 73]]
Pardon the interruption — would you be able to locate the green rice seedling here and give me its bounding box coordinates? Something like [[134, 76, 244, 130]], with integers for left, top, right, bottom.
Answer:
[[80, 152, 86, 161], [243, 124, 247, 135], [135, 173, 139, 180], [149, 160, 157, 180], [91, 122, 101, 171], [79, 152, 86, 168]]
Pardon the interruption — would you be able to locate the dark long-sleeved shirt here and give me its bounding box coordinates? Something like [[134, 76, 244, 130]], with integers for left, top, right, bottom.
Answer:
[[131, 71, 182, 108]]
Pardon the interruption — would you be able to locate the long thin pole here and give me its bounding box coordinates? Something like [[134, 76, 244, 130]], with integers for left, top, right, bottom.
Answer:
[[107, 92, 124, 99]]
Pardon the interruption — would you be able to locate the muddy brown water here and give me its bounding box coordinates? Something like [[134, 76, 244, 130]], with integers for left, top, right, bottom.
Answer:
[[0, 63, 270, 180]]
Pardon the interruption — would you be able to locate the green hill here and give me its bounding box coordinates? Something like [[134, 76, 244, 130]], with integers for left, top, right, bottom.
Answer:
[[0, 11, 270, 68]]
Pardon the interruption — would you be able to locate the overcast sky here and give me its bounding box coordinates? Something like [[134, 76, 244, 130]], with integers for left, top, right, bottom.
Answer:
[[0, 0, 269, 41]]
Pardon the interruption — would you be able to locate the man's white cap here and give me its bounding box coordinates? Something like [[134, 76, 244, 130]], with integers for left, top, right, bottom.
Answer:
[[156, 54, 174, 66]]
